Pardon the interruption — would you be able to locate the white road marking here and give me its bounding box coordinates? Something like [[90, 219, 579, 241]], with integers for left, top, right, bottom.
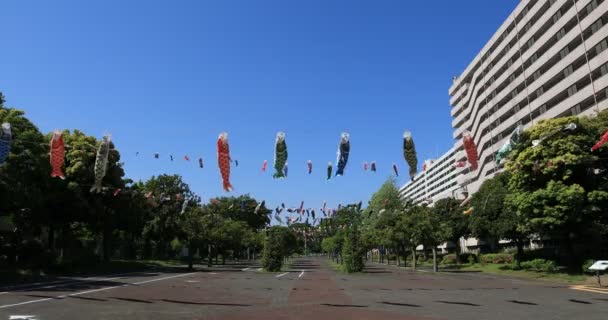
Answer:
[[9, 316, 37, 320], [186, 280, 200, 283], [242, 267, 251, 271], [209, 273, 217, 275], [133, 273, 198, 285], [257, 268, 263, 271], [276, 272, 289, 278], [298, 271, 305, 278], [0, 272, 197, 310], [0, 272, 144, 295]]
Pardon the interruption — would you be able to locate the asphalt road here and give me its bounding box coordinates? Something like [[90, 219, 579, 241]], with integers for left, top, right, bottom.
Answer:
[[0, 257, 606, 320]]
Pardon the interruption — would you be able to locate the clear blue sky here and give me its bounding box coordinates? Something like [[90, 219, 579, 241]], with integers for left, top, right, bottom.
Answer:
[[1, 0, 518, 213]]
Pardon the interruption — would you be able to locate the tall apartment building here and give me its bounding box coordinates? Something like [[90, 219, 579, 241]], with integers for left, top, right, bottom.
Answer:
[[399, 147, 462, 204], [449, 0, 608, 194]]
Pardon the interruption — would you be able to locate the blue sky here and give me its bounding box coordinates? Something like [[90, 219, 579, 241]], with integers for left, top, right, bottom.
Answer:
[[1, 0, 518, 214]]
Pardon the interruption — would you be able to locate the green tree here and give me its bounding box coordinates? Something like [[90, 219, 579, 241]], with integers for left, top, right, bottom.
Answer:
[[262, 226, 296, 272], [505, 114, 608, 269], [142, 174, 195, 259], [470, 172, 528, 265], [341, 223, 364, 273], [406, 204, 447, 272], [434, 198, 470, 264]]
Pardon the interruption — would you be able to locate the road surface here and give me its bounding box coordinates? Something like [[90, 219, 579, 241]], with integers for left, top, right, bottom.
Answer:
[[1, 257, 606, 320]]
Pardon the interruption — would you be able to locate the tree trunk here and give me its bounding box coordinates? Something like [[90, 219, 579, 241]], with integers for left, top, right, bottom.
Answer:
[[188, 241, 194, 271], [102, 218, 111, 262], [411, 248, 417, 270], [515, 238, 524, 268], [397, 253, 400, 267], [48, 224, 56, 254], [432, 247, 438, 272], [454, 238, 462, 264], [207, 244, 212, 267]]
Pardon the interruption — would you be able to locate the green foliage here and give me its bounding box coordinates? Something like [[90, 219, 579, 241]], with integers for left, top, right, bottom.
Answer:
[[262, 226, 296, 272], [441, 254, 456, 265], [341, 224, 364, 273], [479, 253, 514, 264], [519, 259, 557, 272], [582, 259, 596, 274]]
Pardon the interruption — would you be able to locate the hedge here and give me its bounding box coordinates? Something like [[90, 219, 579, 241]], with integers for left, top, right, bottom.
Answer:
[[479, 253, 513, 264]]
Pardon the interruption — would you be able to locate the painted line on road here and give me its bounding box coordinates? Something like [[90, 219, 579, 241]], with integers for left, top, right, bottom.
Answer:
[[276, 272, 289, 278], [242, 268, 251, 271], [0, 272, 145, 295], [257, 268, 263, 271], [133, 272, 198, 285], [0, 272, 197, 310], [298, 271, 305, 278]]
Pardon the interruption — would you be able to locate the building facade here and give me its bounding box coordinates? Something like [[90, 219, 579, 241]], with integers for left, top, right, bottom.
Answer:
[[450, 0, 608, 194], [399, 147, 462, 204], [402, 0, 608, 253]]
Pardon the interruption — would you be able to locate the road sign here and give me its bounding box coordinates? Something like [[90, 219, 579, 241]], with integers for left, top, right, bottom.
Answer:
[[589, 261, 608, 271]]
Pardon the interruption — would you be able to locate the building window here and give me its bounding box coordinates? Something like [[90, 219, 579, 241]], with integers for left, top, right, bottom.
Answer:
[[533, 69, 541, 81], [596, 39, 608, 56], [587, 0, 599, 16], [553, 10, 562, 24], [507, 59, 513, 68], [591, 20, 604, 34], [560, 46, 570, 59], [571, 104, 582, 116], [556, 28, 566, 41], [537, 86, 545, 97], [568, 84, 578, 97], [564, 65, 574, 77], [530, 53, 538, 64], [514, 104, 521, 113], [539, 104, 547, 114], [601, 63, 608, 76], [509, 74, 516, 82]]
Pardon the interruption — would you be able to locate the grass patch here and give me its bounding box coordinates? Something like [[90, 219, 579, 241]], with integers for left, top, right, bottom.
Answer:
[[460, 263, 587, 283]]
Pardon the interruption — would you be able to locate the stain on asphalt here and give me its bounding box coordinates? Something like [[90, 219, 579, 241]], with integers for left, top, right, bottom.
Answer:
[[508, 300, 538, 306], [321, 303, 368, 308], [111, 297, 153, 304], [379, 301, 421, 307], [569, 299, 592, 304], [162, 299, 251, 307], [436, 301, 481, 307]]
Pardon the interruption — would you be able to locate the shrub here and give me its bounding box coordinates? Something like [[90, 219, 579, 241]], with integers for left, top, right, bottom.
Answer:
[[582, 259, 596, 274], [441, 254, 456, 265], [480, 253, 513, 264], [461, 253, 478, 264], [342, 226, 364, 273], [520, 259, 557, 272], [19, 239, 53, 269]]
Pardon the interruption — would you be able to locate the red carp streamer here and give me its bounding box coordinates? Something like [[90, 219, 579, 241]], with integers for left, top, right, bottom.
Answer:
[[217, 132, 233, 192]]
